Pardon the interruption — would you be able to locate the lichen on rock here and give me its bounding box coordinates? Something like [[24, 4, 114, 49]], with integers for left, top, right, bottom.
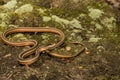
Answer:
[[3, 0, 17, 10], [88, 8, 104, 20], [15, 4, 33, 14]]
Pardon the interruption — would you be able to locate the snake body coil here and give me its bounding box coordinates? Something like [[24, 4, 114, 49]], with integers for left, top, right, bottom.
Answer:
[[1, 27, 85, 65]]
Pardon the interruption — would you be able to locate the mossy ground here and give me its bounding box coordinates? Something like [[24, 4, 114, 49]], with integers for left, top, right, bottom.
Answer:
[[0, 0, 120, 80]]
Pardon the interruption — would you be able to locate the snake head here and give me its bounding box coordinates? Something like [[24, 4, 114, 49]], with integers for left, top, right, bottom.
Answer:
[[37, 43, 56, 52]]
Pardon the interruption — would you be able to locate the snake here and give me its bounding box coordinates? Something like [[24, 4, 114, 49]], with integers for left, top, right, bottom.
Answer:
[[1, 27, 86, 65]]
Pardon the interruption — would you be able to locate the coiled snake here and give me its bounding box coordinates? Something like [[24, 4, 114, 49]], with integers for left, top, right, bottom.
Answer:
[[1, 27, 87, 66]]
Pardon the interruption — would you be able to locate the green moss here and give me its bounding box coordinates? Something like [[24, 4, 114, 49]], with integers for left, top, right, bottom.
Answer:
[[9, 33, 27, 41], [0, 12, 11, 31], [21, 0, 52, 8], [101, 17, 116, 30], [0, 0, 118, 51], [50, 8, 81, 19]]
